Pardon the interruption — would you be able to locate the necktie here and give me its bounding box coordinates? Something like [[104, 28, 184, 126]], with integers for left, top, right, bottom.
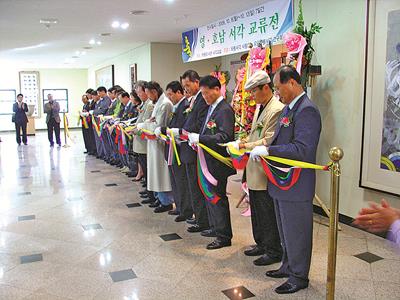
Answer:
[[202, 105, 213, 134]]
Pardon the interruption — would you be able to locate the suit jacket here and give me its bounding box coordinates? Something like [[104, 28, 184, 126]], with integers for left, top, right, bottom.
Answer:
[[141, 94, 173, 191], [199, 100, 236, 186], [244, 96, 284, 190], [44, 101, 61, 123], [121, 102, 138, 121], [132, 99, 154, 154], [162, 98, 189, 161], [180, 92, 208, 163], [93, 96, 111, 116], [268, 94, 322, 202], [12, 102, 28, 124]]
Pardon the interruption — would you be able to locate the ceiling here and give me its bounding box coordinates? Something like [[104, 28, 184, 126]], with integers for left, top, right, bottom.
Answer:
[[0, 0, 265, 68]]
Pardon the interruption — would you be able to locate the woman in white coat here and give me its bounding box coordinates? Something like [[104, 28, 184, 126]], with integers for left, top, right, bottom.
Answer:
[[137, 81, 174, 213]]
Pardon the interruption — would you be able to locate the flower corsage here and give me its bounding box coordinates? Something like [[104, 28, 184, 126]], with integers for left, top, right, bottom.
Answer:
[[206, 119, 217, 134]]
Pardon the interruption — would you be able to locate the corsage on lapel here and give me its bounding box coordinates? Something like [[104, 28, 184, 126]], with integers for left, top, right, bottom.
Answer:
[[206, 119, 217, 134], [184, 107, 192, 115], [280, 115, 292, 128], [256, 122, 264, 137]]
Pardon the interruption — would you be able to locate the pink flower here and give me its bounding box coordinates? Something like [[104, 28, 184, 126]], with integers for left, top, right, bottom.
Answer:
[[280, 116, 291, 127], [249, 47, 266, 74], [283, 32, 307, 54]]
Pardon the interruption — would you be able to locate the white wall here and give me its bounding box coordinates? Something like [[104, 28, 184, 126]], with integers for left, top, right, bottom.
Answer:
[[150, 43, 222, 89], [221, 0, 400, 217], [88, 43, 151, 92], [0, 68, 88, 131]]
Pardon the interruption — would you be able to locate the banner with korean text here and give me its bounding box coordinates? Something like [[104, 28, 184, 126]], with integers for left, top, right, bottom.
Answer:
[[181, 0, 293, 63]]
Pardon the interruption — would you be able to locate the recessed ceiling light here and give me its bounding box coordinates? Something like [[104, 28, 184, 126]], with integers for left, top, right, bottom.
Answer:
[[89, 39, 95, 45], [112, 21, 120, 28], [129, 10, 148, 15], [75, 51, 81, 55], [81, 51, 87, 55], [96, 41, 102, 45], [121, 22, 129, 30], [39, 18, 58, 24]]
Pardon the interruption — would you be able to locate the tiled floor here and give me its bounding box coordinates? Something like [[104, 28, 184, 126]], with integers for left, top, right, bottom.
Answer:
[[0, 131, 399, 300]]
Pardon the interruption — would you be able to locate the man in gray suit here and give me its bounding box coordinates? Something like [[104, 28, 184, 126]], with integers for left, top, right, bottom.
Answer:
[[44, 94, 61, 147], [250, 65, 322, 294]]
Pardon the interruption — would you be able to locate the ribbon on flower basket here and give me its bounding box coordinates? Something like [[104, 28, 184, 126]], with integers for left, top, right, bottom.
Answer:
[[283, 32, 307, 75]]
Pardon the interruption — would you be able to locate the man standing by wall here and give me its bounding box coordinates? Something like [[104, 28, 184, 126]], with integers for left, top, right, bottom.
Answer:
[[44, 93, 61, 147], [12, 93, 29, 145]]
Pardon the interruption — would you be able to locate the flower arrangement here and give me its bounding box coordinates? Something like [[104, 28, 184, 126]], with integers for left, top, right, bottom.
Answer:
[[210, 64, 230, 99]]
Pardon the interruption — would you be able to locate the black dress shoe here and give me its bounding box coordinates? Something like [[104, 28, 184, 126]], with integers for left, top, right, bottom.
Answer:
[[127, 172, 136, 177], [201, 229, 217, 237], [139, 190, 148, 195], [206, 239, 231, 250], [275, 281, 308, 294], [140, 194, 150, 199], [186, 218, 197, 225], [253, 254, 281, 266], [141, 198, 154, 204], [168, 210, 179, 216], [149, 200, 160, 208], [265, 269, 289, 278], [244, 245, 265, 256], [154, 204, 173, 213], [174, 215, 187, 222], [84, 151, 88, 154], [141, 183, 146, 188], [187, 224, 208, 233]]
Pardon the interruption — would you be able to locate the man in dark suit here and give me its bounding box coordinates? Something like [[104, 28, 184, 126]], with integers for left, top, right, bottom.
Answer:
[[92, 86, 111, 159], [80, 94, 91, 154], [156, 81, 192, 221], [86, 89, 98, 156], [43, 93, 61, 147], [170, 70, 210, 233], [12, 93, 29, 145], [188, 75, 236, 250], [250, 65, 322, 294]]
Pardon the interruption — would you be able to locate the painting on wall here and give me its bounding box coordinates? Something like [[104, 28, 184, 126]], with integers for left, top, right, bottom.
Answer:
[[130, 63, 137, 93], [19, 71, 40, 117], [95, 65, 114, 89], [361, 0, 400, 195]]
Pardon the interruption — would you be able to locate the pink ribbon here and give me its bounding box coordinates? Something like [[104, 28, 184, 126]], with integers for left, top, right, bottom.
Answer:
[[283, 32, 307, 75], [198, 147, 218, 186]]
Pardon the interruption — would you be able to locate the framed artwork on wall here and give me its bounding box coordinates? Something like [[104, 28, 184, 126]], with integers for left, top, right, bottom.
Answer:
[[95, 65, 115, 89], [130, 63, 137, 92], [360, 0, 400, 196], [19, 71, 40, 117], [42, 89, 69, 113], [0, 89, 16, 115]]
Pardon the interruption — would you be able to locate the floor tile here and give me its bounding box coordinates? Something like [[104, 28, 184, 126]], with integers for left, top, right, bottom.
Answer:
[[109, 269, 137, 282], [82, 223, 103, 231], [17, 192, 31, 196], [17, 215, 36, 221], [20, 254, 43, 264], [222, 286, 255, 299], [126, 203, 142, 208], [354, 251, 384, 264], [159, 233, 182, 241]]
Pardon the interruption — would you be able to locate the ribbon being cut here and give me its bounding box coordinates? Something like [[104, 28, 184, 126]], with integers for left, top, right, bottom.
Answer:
[[225, 143, 330, 190]]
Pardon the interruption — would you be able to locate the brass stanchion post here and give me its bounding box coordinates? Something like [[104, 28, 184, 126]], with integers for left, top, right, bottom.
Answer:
[[326, 147, 344, 300], [62, 112, 70, 148]]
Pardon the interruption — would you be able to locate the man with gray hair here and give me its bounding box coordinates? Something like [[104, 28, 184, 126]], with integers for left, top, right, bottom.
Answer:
[[44, 93, 61, 147]]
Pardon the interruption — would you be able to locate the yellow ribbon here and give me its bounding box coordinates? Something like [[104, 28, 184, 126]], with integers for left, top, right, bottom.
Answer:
[[168, 128, 181, 166], [225, 144, 330, 170], [197, 143, 233, 168]]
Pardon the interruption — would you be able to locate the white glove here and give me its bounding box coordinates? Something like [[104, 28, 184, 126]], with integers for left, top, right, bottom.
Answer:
[[188, 133, 199, 145], [82, 112, 89, 117], [169, 128, 180, 137], [154, 127, 161, 137], [249, 145, 269, 161], [89, 110, 94, 115], [136, 123, 145, 130], [226, 140, 240, 154]]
